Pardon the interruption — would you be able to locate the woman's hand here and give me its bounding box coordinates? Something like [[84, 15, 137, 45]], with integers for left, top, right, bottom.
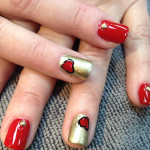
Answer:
[[0, 0, 149, 149], [63, 0, 150, 148], [0, 21, 76, 149]]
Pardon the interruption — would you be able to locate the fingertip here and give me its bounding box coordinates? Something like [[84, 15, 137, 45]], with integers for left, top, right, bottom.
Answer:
[[126, 82, 149, 108], [97, 20, 129, 45], [62, 114, 92, 149]]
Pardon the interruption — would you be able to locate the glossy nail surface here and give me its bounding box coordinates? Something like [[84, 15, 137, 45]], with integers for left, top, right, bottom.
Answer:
[[4, 118, 30, 150], [139, 83, 150, 105], [60, 55, 92, 80], [98, 20, 129, 43], [68, 114, 89, 146]]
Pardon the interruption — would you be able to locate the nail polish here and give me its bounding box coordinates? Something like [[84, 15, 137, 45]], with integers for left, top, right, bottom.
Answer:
[[60, 55, 92, 80], [4, 118, 30, 150], [68, 114, 89, 146], [98, 20, 129, 43], [139, 83, 150, 105]]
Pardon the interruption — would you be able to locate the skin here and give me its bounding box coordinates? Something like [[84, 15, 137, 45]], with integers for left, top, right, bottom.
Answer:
[[0, 0, 150, 149]]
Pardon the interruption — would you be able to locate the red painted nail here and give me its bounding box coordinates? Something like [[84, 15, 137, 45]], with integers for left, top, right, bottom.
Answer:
[[139, 83, 150, 105], [4, 118, 30, 150], [98, 20, 129, 43]]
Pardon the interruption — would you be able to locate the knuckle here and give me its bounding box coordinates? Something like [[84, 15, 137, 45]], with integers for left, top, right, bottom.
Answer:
[[129, 24, 150, 41], [78, 88, 100, 104], [28, 39, 47, 67], [136, 60, 150, 69], [10, 0, 40, 14], [72, 4, 92, 31], [17, 89, 46, 107]]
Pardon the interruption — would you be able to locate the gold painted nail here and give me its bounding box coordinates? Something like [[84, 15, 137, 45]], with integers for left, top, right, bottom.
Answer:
[[59, 55, 92, 80], [68, 114, 89, 146]]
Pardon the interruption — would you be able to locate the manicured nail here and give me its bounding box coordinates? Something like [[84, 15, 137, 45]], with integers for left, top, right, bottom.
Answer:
[[98, 20, 129, 43], [68, 114, 89, 146], [60, 55, 92, 80], [4, 118, 30, 150], [139, 83, 150, 105]]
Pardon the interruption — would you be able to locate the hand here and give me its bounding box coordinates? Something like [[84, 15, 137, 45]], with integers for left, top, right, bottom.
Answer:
[[0, 0, 129, 83], [0, 2, 129, 148], [63, 0, 150, 148], [0, 0, 149, 149], [0, 21, 76, 149], [0, 0, 128, 48]]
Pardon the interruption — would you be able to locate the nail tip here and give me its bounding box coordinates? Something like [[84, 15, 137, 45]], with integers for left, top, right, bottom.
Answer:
[[139, 83, 150, 105], [68, 114, 89, 147], [68, 139, 87, 147]]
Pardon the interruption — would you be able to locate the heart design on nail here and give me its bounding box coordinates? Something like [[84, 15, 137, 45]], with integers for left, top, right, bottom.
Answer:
[[61, 59, 74, 73], [78, 117, 89, 131]]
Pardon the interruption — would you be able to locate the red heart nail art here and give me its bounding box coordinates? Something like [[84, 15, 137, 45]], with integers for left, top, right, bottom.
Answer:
[[78, 117, 89, 131], [61, 59, 74, 73], [139, 83, 150, 105]]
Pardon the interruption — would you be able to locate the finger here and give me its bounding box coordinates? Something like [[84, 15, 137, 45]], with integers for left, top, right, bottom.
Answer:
[[123, 0, 150, 107], [0, 68, 56, 150], [1, 26, 74, 149], [0, 20, 39, 93], [62, 41, 113, 148], [0, 17, 92, 82], [0, 58, 16, 93], [0, 0, 129, 48], [61, 0, 133, 148]]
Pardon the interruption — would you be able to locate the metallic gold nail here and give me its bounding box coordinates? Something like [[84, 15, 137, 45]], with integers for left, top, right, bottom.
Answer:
[[59, 55, 92, 80], [68, 114, 89, 146]]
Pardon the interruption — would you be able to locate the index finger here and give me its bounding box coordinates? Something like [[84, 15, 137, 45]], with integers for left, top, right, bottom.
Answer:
[[0, 0, 129, 48], [0, 17, 92, 83]]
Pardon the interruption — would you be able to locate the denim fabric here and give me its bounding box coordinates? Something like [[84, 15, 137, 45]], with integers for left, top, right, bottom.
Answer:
[[0, 1, 150, 149]]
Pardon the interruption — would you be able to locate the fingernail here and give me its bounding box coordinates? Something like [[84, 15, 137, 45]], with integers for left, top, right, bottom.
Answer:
[[68, 114, 89, 146], [98, 20, 129, 43], [139, 83, 150, 105], [4, 118, 30, 150], [60, 55, 92, 80]]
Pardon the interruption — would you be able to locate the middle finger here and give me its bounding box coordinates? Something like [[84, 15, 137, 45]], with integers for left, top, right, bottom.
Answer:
[[0, 0, 129, 48]]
